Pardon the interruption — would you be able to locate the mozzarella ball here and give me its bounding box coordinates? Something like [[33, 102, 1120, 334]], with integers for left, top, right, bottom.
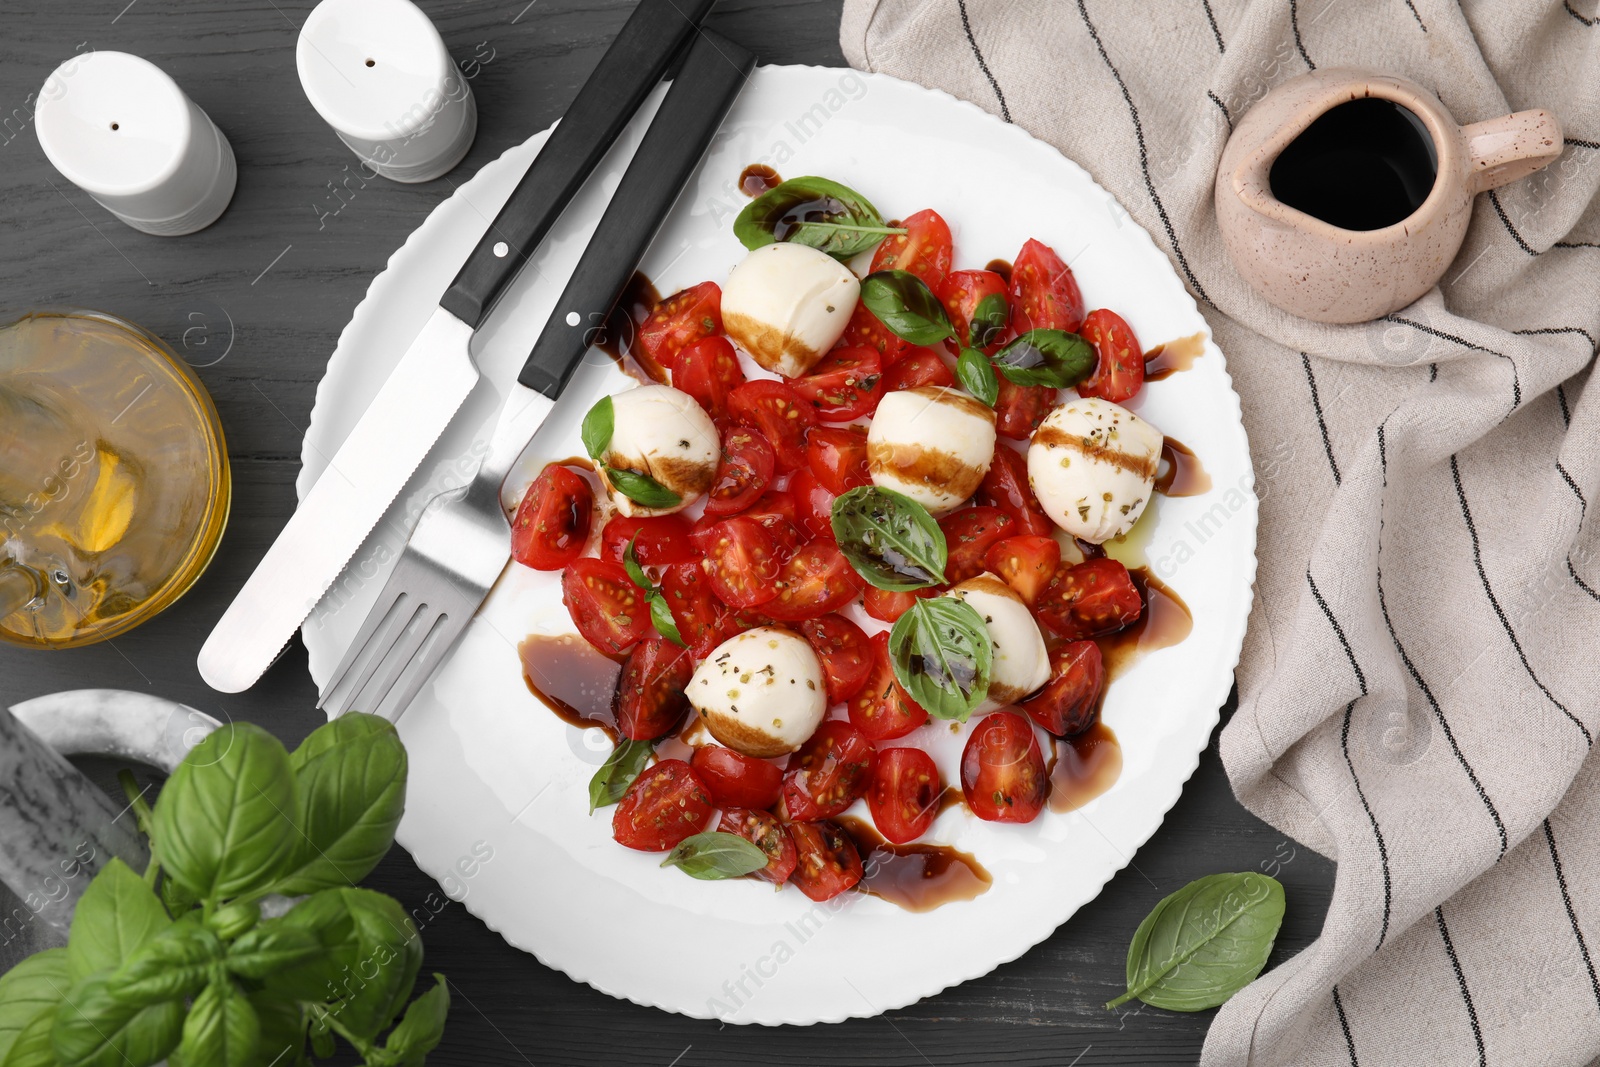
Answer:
[[944, 574, 1051, 713], [687, 627, 828, 757], [721, 242, 859, 378], [866, 386, 997, 515], [596, 385, 718, 517], [1027, 396, 1162, 543]]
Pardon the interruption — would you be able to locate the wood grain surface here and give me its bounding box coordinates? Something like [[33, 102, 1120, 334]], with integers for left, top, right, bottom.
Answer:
[[0, 1, 1333, 1063]]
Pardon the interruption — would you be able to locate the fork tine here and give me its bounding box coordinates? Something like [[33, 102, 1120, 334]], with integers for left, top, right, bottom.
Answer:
[[344, 603, 445, 721], [319, 588, 420, 716], [368, 611, 459, 723]]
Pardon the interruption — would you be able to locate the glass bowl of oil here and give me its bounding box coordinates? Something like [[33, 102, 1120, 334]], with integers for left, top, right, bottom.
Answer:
[[0, 310, 230, 648]]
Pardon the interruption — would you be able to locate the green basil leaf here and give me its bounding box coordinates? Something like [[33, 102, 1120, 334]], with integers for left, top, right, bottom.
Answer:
[[150, 723, 301, 902], [955, 349, 999, 408], [248, 993, 307, 1067], [649, 593, 686, 648], [888, 597, 992, 721], [588, 739, 654, 814], [379, 973, 449, 1066], [180, 979, 259, 1067], [270, 712, 408, 895], [580, 395, 613, 461], [66, 857, 170, 981], [50, 972, 183, 1067], [308, 1014, 335, 1060], [2, 1007, 59, 1067], [860, 270, 955, 346], [1107, 872, 1286, 1012], [603, 467, 682, 509], [969, 291, 1009, 349], [732, 176, 901, 260], [203, 899, 260, 943], [660, 832, 769, 880], [105, 919, 221, 1007], [830, 486, 948, 591], [225, 924, 322, 979], [0, 948, 69, 1064], [993, 329, 1096, 388], [622, 536, 651, 590]]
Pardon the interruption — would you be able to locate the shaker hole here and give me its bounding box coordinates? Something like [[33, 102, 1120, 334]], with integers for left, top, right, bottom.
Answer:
[[110, 122, 120, 130], [365, 58, 375, 67]]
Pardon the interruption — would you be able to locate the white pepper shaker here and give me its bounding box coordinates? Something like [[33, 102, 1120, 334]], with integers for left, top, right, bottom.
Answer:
[[33, 52, 237, 237], [297, 0, 477, 183]]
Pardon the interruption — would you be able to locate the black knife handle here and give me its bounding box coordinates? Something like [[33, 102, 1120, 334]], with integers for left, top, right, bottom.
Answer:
[[438, 0, 716, 330], [518, 30, 755, 399]]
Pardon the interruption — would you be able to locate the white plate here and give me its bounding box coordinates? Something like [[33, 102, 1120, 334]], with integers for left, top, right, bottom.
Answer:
[[299, 66, 1257, 1025]]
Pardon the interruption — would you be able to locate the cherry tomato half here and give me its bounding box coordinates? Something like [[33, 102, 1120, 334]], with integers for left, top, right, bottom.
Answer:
[[615, 636, 692, 741], [847, 632, 930, 741], [728, 379, 817, 473], [791, 346, 885, 422], [601, 513, 696, 567], [698, 515, 785, 609], [561, 557, 651, 655], [1078, 308, 1145, 404], [1033, 558, 1144, 639], [780, 720, 877, 820], [861, 585, 933, 624], [788, 821, 863, 901], [1023, 640, 1104, 736], [881, 350, 956, 393], [868, 748, 942, 844], [612, 759, 714, 851], [786, 469, 837, 541], [837, 300, 907, 365], [671, 335, 745, 419], [805, 425, 872, 497], [691, 745, 783, 809], [984, 535, 1061, 606], [938, 506, 1016, 585], [795, 613, 874, 705], [660, 561, 739, 660], [870, 208, 954, 291], [960, 711, 1049, 824], [994, 377, 1055, 441], [976, 445, 1054, 537], [638, 281, 722, 372], [939, 269, 1009, 355], [763, 537, 864, 622], [511, 464, 594, 571], [717, 807, 797, 883], [704, 424, 775, 517], [1008, 238, 1084, 335]]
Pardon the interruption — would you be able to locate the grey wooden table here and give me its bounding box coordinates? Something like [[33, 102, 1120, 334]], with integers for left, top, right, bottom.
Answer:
[[0, 1, 1333, 1063]]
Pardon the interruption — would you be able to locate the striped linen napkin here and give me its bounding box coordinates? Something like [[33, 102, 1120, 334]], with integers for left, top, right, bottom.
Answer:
[[840, 1, 1600, 1063]]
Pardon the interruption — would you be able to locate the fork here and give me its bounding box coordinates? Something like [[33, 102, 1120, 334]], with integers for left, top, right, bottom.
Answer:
[[318, 29, 754, 722]]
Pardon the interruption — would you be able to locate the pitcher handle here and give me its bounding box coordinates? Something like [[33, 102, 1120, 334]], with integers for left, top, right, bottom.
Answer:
[[1463, 108, 1564, 193]]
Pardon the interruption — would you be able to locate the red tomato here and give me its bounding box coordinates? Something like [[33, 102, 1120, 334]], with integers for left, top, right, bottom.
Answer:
[[691, 746, 783, 809], [728, 380, 817, 473], [717, 808, 797, 883], [791, 346, 885, 422], [794, 613, 874, 704], [938, 269, 1009, 354], [786, 469, 838, 541], [960, 711, 1049, 824], [976, 445, 1054, 537], [780, 720, 877, 820], [638, 282, 722, 373], [612, 760, 714, 851], [561, 558, 651, 655], [763, 537, 864, 622], [660, 561, 739, 659], [868, 748, 942, 844], [615, 636, 692, 740], [861, 585, 932, 624], [741, 489, 798, 528], [994, 377, 1055, 441], [984, 535, 1061, 606], [881, 350, 956, 393], [837, 299, 907, 364], [938, 506, 1017, 585], [511, 464, 593, 571], [1023, 641, 1105, 736], [698, 515, 784, 609], [847, 632, 930, 740], [1034, 558, 1144, 639], [788, 821, 863, 901], [1008, 238, 1084, 335], [600, 513, 696, 567], [805, 425, 872, 496], [1078, 308, 1145, 404], [869, 208, 953, 291], [704, 424, 775, 517], [671, 335, 745, 419]]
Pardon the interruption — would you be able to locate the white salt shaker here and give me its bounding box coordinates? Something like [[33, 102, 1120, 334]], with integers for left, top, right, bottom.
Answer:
[[34, 52, 237, 237], [297, 0, 477, 183]]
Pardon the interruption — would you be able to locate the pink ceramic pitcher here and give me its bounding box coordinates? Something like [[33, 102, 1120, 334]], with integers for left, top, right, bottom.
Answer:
[[1216, 67, 1562, 324]]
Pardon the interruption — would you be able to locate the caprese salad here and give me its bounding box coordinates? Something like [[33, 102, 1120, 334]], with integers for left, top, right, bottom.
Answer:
[[511, 174, 1167, 902]]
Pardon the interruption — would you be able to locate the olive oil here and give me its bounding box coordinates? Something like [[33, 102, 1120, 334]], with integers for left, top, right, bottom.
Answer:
[[0, 311, 229, 648]]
